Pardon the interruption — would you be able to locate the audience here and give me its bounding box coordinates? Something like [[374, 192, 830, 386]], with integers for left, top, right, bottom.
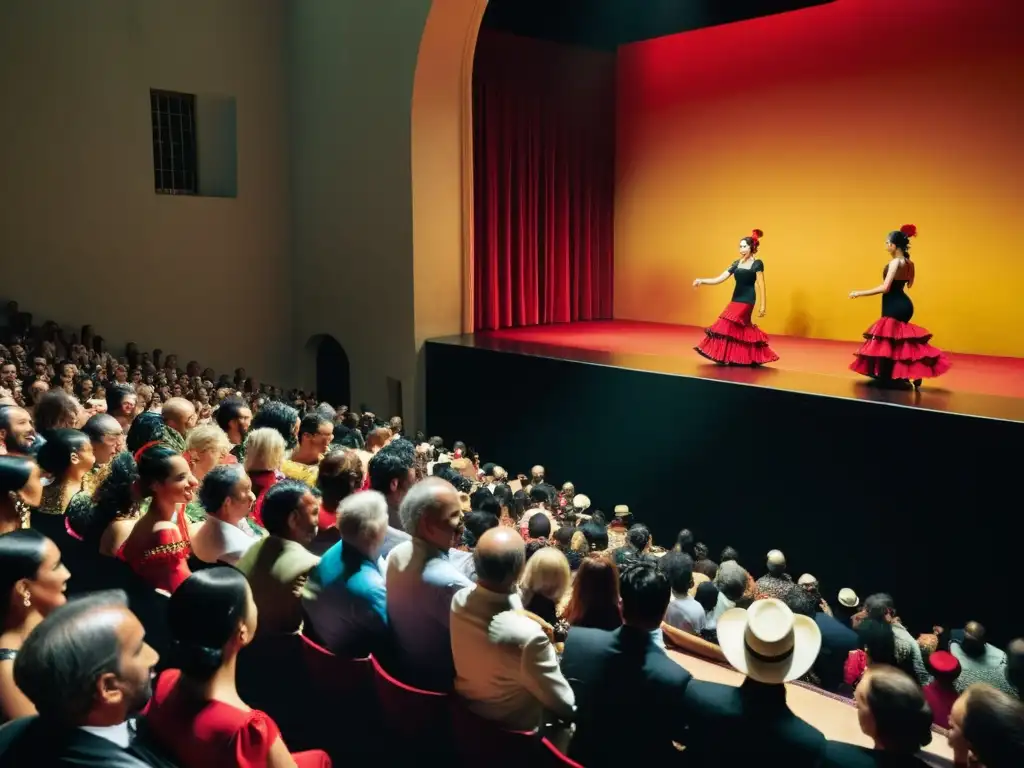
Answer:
[[451, 527, 575, 730], [684, 598, 827, 766], [303, 491, 389, 656], [517, 546, 571, 642], [756, 548, 795, 600], [0, 530, 71, 722], [824, 665, 934, 767], [145, 568, 330, 766], [923, 650, 962, 729], [0, 590, 165, 766], [385, 477, 471, 690], [561, 557, 691, 765], [950, 621, 1016, 696], [0, 456, 42, 533], [190, 464, 260, 565], [562, 552, 622, 631], [236, 481, 321, 637], [367, 439, 416, 557], [948, 684, 1024, 768]]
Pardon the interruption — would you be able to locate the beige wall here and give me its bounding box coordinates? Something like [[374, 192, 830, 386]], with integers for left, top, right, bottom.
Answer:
[[286, 0, 432, 421], [1, 0, 485, 426], [0, 0, 292, 383]]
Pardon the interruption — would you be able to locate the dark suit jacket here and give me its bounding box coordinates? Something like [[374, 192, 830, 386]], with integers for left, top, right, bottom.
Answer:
[[0, 716, 178, 767], [683, 678, 827, 767], [816, 612, 860, 692], [823, 741, 934, 768], [560, 624, 692, 766]]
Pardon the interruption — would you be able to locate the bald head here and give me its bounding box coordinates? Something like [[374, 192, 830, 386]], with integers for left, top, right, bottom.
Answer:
[[1007, 638, 1024, 690], [474, 527, 526, 592], [962, 621, 988, 656], [531, 465, 545, 483], [766, 549, 787, 576], [162, 397, 196, 436]]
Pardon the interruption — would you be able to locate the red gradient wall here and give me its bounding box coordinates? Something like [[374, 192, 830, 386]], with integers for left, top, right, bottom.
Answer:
[[614, 0, 1024, 355]]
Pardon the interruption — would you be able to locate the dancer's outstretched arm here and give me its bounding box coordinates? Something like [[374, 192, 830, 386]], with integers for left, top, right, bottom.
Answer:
[[692, 268, 732, 288], [756, 270, 767, 317], [849, 257, 900, 299]]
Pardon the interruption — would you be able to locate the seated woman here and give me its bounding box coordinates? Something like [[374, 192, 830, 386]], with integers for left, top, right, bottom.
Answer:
[[0, 456, 43, 534], [845, 619, 907, 691], [0, 530, 71, 722], [562, 553, 623, 632], [66, 451, 142, 557], [145, 567, 331, 767], [518, 546, 572, 644], [949, 684, 1024, 768], [118, 444, 198, 593], [184, 423, 232, 523], [825, 665, 934, 766], [32, 429, 95, 542], [311, 449, 363, 554], [244, 427, 287, 527], [190, 465, 260, 566]]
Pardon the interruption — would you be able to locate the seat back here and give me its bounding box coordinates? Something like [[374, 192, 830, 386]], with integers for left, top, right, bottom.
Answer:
[[370, 655, 452, 756]]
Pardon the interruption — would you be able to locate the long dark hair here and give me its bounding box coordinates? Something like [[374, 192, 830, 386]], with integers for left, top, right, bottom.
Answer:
[[168, 567, 250, 680], [126, 411, 166, 454], [0, 529, 48, 626], [67, 452, 138, 544]]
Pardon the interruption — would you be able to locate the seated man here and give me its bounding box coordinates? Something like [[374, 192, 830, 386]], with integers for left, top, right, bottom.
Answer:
[[385, 478, 473, 690], [684, 598, 826, 767], [189, 464, 260, 565], [0, 590, 170, 767], [303, 491, 390, 657], [560, 557, 691, 766], [451, 528, 575, 731]]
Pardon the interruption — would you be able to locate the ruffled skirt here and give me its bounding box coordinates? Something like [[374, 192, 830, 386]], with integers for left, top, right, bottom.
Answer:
[[849, 316, 951, 380], [695, 301, 779, 366]]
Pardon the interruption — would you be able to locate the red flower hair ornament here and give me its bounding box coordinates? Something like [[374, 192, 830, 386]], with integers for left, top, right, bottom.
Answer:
[[750, 228, 764, 243], [899, 224, 918, 238]]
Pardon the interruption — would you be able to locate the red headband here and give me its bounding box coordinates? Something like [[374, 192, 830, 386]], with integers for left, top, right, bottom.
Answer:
[[133, 440, 161, 462], [750, 228, 764, 243], [899, 224, 917, 238]]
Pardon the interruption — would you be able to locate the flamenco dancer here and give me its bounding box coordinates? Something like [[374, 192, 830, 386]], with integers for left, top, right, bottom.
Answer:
[[693, 229, 779, 365], [848, 224, 950, 388]]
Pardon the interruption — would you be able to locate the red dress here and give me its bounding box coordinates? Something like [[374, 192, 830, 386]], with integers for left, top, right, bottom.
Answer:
[[145, 669, 330, 768], [117, 505, 192, 593], [850, 265, 950, 381], [695, 260, 779, 366]]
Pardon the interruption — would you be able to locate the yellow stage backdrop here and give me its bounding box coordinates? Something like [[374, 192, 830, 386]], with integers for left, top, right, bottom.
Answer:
[[614, 0, 1024, 356]]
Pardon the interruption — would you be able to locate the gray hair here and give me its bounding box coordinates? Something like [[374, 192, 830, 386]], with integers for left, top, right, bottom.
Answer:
[[338, 490, 389, 555], [766, 549, 787, 576], [398, 477, 450, 535], [715, 561, 748, 601], [474, 545, 526, 591], [14, 590, 129, 725]]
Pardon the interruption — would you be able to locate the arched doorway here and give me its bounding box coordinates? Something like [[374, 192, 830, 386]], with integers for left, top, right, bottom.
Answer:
[[306, 334, 350, 408]]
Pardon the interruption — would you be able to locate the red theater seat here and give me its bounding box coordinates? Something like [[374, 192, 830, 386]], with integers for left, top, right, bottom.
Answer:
[[370, 655, 452, 757], [450, 700, 583, 767]]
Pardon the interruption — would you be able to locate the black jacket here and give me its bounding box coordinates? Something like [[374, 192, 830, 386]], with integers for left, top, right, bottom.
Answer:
[[560, 624, 691, 766], [683, 677, 827, 767], [0, 716, 178, 767]]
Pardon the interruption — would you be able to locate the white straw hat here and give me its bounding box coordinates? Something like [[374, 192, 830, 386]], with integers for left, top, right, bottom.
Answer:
[[716, 599, 822, 685], [838, 588, 859, 608]]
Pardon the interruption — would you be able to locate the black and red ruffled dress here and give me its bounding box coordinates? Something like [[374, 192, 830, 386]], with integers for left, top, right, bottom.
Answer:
[[695, 259, 779, 366], [850, 265, 950, 381]]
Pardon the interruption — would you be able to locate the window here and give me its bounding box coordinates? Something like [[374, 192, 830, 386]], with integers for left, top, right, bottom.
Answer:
[[151, 90, 198, 195]]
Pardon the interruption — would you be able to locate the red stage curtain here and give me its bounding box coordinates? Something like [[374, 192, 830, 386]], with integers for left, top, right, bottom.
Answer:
[[473, 31, 615, 331]]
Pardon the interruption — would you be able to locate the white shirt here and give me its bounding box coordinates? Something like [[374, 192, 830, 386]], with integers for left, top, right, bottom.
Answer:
[[191, 515, 259, 565], [80, 721, 131, 749], [450, 584, 575, 731]]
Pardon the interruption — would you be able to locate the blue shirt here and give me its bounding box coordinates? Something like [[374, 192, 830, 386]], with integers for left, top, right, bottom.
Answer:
[[665, 595, 707, 636], [385, 538, 474, 690], [303, 540, 387, 657]]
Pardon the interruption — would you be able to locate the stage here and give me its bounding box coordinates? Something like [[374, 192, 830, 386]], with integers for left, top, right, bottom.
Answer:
[[425, 320, 1024, 644], [471, 320, 1024, 423]]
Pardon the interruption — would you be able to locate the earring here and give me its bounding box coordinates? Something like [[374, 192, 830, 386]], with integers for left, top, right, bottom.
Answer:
[[22, 592, 31, 608]]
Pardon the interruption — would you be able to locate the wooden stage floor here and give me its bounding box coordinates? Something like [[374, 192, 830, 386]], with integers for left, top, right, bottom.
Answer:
[[460, 320, 1024, 424]]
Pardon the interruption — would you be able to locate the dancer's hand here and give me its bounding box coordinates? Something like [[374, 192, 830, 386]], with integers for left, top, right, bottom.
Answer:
[[848, 291, 859, 299], [692, 279, 702, 288], [758, 307, 766, 318]]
